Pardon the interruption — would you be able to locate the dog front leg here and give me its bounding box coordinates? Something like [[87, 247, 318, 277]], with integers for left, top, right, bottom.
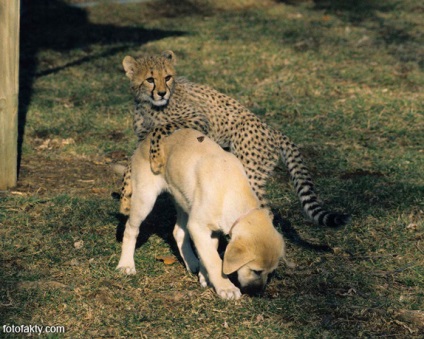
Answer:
[[173, 208, 199, 274], [197, 232, 220, 288], [187, 220, 241, 300]]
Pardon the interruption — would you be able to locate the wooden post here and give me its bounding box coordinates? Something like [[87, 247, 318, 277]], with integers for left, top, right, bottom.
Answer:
[[0, 0, 20, 189]]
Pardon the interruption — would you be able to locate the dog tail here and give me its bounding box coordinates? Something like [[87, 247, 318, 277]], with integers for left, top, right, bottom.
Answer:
[[277, 132, 350, 227]]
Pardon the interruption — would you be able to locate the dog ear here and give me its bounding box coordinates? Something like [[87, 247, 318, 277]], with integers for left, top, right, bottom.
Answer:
[[223, 241, 255, 275], [122, 56, 138, 80]]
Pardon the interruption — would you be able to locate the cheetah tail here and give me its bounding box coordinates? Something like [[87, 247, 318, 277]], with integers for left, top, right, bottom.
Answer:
[[278, 133, 351, 228]]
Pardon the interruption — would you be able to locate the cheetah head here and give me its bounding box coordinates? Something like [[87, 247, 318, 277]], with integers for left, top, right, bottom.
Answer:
[[123, 50, 176, 107]]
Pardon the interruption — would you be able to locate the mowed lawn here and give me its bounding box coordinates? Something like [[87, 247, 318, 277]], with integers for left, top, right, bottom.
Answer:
[[1, 0, 423, 337]]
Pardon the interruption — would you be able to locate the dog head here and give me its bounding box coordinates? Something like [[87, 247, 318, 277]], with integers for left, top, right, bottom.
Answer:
[[223, 209, 293, 295]]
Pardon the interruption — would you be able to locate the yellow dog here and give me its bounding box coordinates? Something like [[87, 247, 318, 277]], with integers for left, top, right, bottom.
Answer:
[[117, 129, 293, 299]]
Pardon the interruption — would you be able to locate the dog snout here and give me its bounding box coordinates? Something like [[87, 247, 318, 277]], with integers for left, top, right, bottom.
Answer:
[[240, 282, 266, 296]]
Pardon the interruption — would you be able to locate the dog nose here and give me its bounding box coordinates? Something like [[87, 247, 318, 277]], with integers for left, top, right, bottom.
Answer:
[[241, 283, 266, 296]]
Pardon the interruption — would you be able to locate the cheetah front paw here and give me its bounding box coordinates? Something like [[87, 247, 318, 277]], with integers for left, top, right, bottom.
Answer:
[[149, 151, 164, 174]]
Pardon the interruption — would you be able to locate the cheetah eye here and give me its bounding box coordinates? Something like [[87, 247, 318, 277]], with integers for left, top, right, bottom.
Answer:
[[252, 270, 263, 276], [146, 77, 155, 84], [165, 75, 172, 82]]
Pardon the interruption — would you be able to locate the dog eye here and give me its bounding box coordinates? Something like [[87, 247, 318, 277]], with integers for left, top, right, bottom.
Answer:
[[252, 270, 263, 276], [165, 75, 172, 82], [146, 77, 155, 84]]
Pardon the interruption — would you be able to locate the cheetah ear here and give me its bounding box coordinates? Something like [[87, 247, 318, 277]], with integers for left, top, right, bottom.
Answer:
[[122, 56, 137, 80], [161, 50, 176, 65]]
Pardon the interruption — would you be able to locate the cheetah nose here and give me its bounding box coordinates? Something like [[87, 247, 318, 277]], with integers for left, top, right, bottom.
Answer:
[[157, 91, 166, 97]]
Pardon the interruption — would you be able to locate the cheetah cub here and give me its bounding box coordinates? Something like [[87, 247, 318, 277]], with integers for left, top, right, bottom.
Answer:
[[120, 50, 350, 227]]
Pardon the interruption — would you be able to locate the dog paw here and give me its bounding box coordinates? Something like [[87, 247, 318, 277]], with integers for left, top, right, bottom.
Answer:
[[116, 265, 136, 275], [198, 271, 208, 288], [216, 286, 242, 300]]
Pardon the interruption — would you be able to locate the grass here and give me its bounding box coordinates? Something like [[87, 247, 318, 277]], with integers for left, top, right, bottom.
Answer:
[[1, 0, 423, 337]]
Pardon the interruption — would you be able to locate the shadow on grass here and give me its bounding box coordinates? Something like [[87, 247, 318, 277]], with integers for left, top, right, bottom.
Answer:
[[19, 0, 185, 173], [338, 172, 424, 219], [114, 191, 336, 261], [113, 162, 422, 258], [115, 192, 178, 251], [311, 0, 398, 23], [281, 0, 423, 67], [273, 208, 334, 252]]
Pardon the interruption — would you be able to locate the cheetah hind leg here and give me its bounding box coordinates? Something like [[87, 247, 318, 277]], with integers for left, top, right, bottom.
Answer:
[[119, 164, 132, 216]]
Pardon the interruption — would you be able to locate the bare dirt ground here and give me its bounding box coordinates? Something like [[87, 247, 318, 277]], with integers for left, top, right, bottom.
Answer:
[[13, 153, 122, 198]]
